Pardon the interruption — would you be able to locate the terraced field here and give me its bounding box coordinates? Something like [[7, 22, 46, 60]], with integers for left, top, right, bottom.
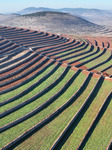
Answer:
[[0, 26, 112, 150]]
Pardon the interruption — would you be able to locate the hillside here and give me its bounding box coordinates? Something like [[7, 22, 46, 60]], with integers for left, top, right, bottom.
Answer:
[[18, 7, 54, 15], [16, 7, 112, 27], [0, 26, 112, 150], [0, 14, 18, 23], [0, 11, 112, 36]]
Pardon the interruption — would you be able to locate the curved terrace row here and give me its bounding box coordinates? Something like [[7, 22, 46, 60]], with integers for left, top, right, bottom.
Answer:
[[0, 26, 112, 150]]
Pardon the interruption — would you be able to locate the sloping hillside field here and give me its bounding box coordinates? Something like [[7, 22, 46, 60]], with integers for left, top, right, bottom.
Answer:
[[0, 26, 112, 150]]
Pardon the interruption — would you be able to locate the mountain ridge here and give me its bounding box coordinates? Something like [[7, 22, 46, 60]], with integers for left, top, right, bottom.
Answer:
[[0, 11, 111, 36], [16, 7, 112, 27]]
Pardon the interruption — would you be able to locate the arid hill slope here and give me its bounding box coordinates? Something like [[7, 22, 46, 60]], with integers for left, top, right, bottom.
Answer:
[[0, 11, 112, 36]]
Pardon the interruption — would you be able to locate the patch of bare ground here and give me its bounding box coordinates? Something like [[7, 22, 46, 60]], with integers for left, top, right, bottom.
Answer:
[[71, 66, 79, 72], [62, 60, 69, 64], [70, 62, 81, 66], [90, 69, 99, 74], [79, 65, 88, 70], [103, 72, 111, 77]]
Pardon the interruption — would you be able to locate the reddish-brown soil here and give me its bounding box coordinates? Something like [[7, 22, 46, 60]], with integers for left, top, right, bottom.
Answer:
[[83, 35, 112, 51], [1, 58, 52, 91], [79, 65, 88, 70], [90, 69, 99, 74], [61, 63, 68, 68], [102, 72, 111, 77], [62, 60, 69, 64], [71, 66, 79, 72], [1, 55, 45, 84], [82, 70, 90, 76], [105, 77, 112, 81], [92, 73, 101, 78], [0, 53, 37, 78]]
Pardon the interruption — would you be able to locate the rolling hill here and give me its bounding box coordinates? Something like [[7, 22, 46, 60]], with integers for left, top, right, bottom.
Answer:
[[16, 7, 112, 27], [0, 11, 111, 36]]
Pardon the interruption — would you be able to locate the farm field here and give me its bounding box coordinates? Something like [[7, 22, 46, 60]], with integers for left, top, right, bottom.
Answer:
[[0, 26, 112, 150]]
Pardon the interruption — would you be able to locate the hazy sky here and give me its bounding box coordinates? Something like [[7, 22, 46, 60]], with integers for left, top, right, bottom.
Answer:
[[0, 0, 112, 13]]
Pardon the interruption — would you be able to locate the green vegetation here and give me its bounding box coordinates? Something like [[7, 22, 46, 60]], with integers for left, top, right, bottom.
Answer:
[[62, 80, 112, 150], [86, 50, 111, 69], [65, 47, 97, 63], [0, 71, 86, 148], [84, 97, 112, 150], [95, 59, 112, 72], [0, 67, 73, 126], [0, 63, 55, 102], [0, 65, 64, 113], [15, 74, 98, 150]]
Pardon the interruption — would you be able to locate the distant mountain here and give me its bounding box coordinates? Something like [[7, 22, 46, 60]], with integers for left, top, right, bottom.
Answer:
[[59, 8, 112, 26], [106, 10, 112, 13], [16, 7, 112, 27], [18, 7, 55, 15], [59, 8, 112, 17]]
